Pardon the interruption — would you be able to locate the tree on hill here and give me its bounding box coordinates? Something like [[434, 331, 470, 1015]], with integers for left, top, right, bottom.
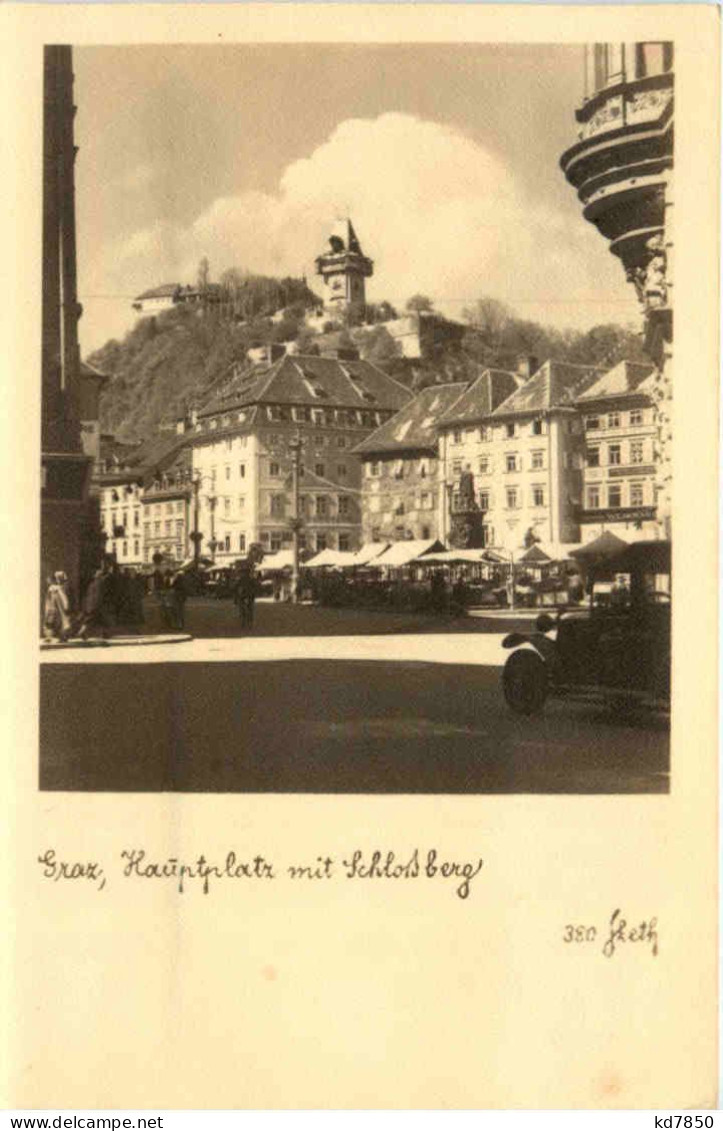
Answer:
[[406, 293, 434, 314]]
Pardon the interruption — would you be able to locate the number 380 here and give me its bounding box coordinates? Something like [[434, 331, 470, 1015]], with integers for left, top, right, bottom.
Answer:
[[563, 925, 597, 943]]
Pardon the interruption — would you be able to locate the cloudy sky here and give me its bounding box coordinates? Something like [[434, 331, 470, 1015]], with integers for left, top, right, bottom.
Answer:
[[73, 44, 640, 354]]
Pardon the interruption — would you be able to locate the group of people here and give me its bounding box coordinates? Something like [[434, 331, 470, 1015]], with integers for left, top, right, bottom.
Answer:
[[42, 562, 188, 642]]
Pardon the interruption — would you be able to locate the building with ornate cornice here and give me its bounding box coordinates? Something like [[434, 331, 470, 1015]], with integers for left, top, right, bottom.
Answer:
[[560, 42, 673, 536]]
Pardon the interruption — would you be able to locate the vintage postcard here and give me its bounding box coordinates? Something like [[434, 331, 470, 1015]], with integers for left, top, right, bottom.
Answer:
[[3, 2, 719, 1110]]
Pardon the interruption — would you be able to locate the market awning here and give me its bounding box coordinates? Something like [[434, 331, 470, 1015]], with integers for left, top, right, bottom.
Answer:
[[373, 538, 446, 567], [348, 543, 390, 567], [518, 541, 583, 564], [305, 549, 358, 569], [570, 531, 629, 561], [421, 549, 490, 565], [259, 550, 294, 572]]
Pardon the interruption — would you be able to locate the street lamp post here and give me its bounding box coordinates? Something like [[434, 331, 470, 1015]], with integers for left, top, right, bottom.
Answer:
[[192, 472, 217, 563], [288, 433, 303, 603]]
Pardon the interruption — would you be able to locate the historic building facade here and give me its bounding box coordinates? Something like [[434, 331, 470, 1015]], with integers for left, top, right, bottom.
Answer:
[[574, 360, 658, 540], [438, 361, 600, 552], [354, 383, 468, 544], [188, 352, 412, 561], [560, 41, 673, 535], [41, 46, 95, 601]]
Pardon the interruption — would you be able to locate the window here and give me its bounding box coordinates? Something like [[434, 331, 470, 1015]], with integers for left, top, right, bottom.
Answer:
[[122, 541, 128, 556], [336, 437, 347, 449], [479, 491, 490, 511], [316, 534, 327, 552], [478, 456, 490, 474], [506, 488, 518, 510], [337, 464, 347, 479], [532, 419, 544, 436], [269, 462, 280, 477], [585, 416, 601, 431], [587, 486, 600, 509], [479, 426, 490, 442], [315, 463, 325, 478], [239, 534, 246, 553], [630, 408, 644, 427], [419, 459, 429, 479], [294, 407, 310, 423], [608, 412, 621, 429], [452, 460, 462, 475], [134, 511, 139, 527], [270, 533, 282, 552], [176, 501, 183, 513], [421, 526, 431, 540], [505, 454, 518, 473], [316, 497, 328, 518], [270, 495, 285, 517], [453, 430, 462, 444], [226, 439, 233, 453], [630, 483, 644, 507], [393, 461, 404, 480], [176, 520, 183, 534], [630, 441, 644, 464], [239, 464, 246, 478], [339, 534, 350, 552], [143, 523, 151, 538], [145, 547, 151, 563], [531, 450, 544, 470], [587, 446, 600, 468], [371, 528, 382, 543], [260, 532, 270, 546], [223, 534, 230, 552], [420, 492, 431, 511], [506, 423, 516, 439], [225, 466, 231, 480], [608, 444, 621, 466], [338, 496, 350, 517], [532, 486, 545, 508], [165, 520, 172, 534], [370, 462, 380, 478], [395, 501, 405, 516], [134, 540, 140, 557], [608, 485, 622, 508], [165, 503, 172, 515], [238, 496, 245, 510]]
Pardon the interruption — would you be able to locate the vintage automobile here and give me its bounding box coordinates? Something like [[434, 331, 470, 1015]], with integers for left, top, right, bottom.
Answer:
[[501, 541, 671, 715]]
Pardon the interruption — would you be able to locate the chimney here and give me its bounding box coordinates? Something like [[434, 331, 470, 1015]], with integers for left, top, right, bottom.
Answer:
[[516, 355, 539, 381]]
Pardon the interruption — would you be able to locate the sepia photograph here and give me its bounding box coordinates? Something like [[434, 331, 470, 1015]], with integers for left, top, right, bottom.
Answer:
[[40, 39, 675, 794], [7, 3, 718, 1112]]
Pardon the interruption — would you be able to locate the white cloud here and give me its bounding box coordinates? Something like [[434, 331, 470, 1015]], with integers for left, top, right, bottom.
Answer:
[[119, 162, 157, 192], [81, 112, 639, 351]]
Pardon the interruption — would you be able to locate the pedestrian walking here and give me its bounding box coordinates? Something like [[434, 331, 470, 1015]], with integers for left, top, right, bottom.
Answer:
[[42, 571, 72, 642], [78, 566, 111, 639], [169, 571, 188, 630], [234, 564, 257, 630]]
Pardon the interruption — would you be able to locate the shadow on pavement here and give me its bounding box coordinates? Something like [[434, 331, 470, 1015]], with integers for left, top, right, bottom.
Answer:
[[40, 658, 670, 795]]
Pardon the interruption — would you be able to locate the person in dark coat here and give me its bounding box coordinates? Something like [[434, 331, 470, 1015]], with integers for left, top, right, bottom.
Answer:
[[78, 567, 110, 639], [233, 565, 257, 629], [169, 571, 188, 630]]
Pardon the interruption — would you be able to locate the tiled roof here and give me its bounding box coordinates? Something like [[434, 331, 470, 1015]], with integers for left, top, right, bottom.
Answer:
[[97, 433, 189, 481], [437, 368, 520, 426], [492, 359, 601, 417], [574, 360, 655, 403], [198, 354, 413, 417], [352, 383, 468, 455]]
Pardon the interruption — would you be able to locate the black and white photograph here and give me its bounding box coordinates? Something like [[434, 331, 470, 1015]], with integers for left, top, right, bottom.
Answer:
[[38, 38, 677, 795]]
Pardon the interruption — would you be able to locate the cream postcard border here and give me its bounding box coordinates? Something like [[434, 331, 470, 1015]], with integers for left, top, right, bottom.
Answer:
[[2, 4, 719, 1110]]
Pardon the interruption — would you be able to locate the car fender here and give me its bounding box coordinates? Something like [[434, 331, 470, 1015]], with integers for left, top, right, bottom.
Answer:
[[501, 632, 556, 664]]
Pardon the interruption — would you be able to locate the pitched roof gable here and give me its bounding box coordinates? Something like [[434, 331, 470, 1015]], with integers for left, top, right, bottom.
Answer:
[[492, 359, 601, 417], [352, 382, 468, 455], [574, 360, 655, 404], [437, 368, 520, 426], [199, 354, 413, 417]]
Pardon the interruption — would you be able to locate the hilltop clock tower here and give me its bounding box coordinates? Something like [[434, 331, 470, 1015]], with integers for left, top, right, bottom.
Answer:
[[315, 218, 374, 316]]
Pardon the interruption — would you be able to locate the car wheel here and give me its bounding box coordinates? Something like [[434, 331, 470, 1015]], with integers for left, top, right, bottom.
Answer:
[[503, 650, 548, 715]]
